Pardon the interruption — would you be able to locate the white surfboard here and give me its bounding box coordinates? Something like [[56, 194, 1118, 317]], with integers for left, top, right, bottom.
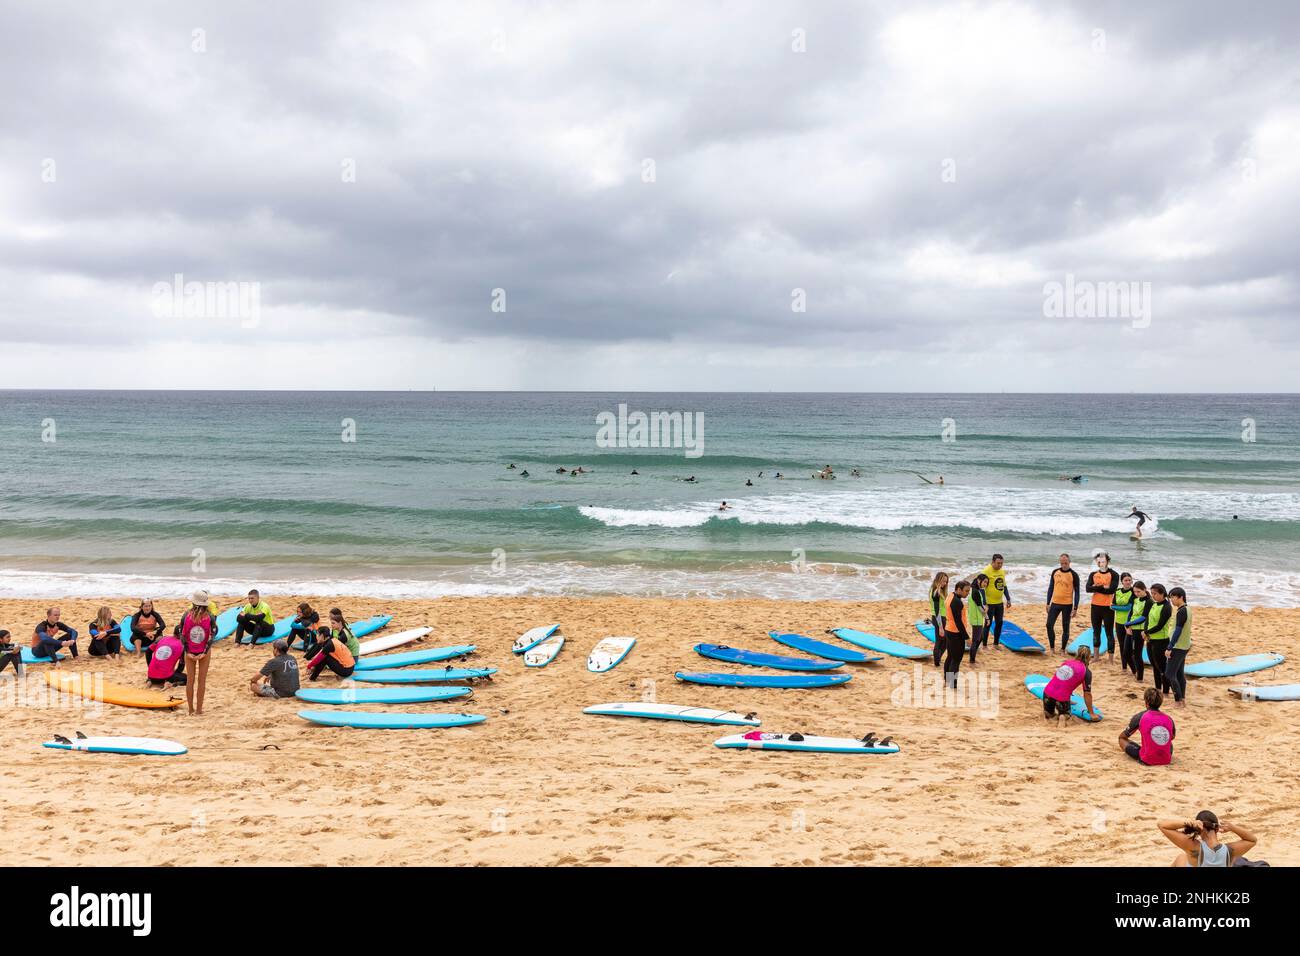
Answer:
[[513, 624, 559, 654], [714, 732, 899, 754], [357, 626, 431, 656], [583, 703, 760, 726], [587, 636, 635, 672], [524, 634, 564, 667], [43, 736, 187, 756]]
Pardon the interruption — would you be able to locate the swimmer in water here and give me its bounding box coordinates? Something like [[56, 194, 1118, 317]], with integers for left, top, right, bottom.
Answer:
[[745, 479, 753, 487], [719, 501, 731, 511]]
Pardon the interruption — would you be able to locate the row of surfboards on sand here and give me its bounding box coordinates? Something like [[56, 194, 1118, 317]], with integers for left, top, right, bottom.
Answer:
[[33, 617, 1298, 756]]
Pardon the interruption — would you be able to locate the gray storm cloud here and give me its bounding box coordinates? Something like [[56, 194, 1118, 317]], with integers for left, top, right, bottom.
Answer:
[[0, 0, 1297, 389]]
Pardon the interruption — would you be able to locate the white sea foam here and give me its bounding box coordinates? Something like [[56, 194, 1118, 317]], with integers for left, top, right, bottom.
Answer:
[[2, 561, 1296, 609]]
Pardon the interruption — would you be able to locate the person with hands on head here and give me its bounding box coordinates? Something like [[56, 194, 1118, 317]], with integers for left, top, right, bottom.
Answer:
[[1158, 812, 1256, 867], [1045, 554, 1080, 652]]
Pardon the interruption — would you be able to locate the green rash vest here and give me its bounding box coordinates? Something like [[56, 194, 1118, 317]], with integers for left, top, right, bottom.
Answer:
[[1113, 588, 1134, 625], [241, 601, 275, 626], [1171, 606, 1192, 651], [1146, 601, 1172, 642]]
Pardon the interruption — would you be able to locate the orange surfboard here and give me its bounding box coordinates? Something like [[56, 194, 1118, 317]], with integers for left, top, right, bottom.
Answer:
[[45, 672, 183, 709]]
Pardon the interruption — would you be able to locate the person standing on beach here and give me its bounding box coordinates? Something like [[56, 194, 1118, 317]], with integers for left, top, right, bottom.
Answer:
[[32, 607, 78, 663], [1113, 573, 1136, 673], [928, 572, 949, 666], [1164, 587, 1192, 707], [1118, 688, 1175, 765], [967, 573, 989, 664], [1085, 552, 1119, 662], [180, 590, 216, 715], [234, 589, 275, 646], [1143, 584, 1173, 695], [1158, 813, 1256, 867], [1125, 581, 1152, 682], [942, 580, 971, 688], [1045, 554, 1080, 652], [981, 554, 1011, 646]]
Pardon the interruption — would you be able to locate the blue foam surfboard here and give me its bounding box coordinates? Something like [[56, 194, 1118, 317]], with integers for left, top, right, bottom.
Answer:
[[1186, 653, 1284, 678], [277, 613, 393, 647], [919, 619, 1044, 653], [827, 627, 929, 660], [693, 643, 842, 671], [768, 632, 879, 664], [294, 686, 471, 705], [675, 671, 851, 689], [353, 645, 475, 671], [1024, 674, 1102, 722], [21, 647, 65, 664], [351, 666, 497, 684], [297, 710, 486, 729]]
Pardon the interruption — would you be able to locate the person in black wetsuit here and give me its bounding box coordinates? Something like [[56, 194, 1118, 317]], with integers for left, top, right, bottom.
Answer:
[[1144, 584, 1174, 695], [942, 580, 971, 689], [1127, 506, 1152, 538], [1126, 581, 1152, 682], [1085, 552, 1120, 662], [1045, 554, 1080, 652]]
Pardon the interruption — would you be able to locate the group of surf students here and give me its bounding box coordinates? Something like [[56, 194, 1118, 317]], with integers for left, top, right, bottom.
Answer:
[[2, 590, 367, 716], [925, 551, 1197, 765]]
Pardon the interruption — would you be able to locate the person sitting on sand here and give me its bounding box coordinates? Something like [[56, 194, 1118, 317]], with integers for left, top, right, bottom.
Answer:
[[305, 631, 355, 682], [32, 607, 78, 663], [251, 639, 300, 699], [130, 599, 166, 662], [1158, 812, 1256, 867], [302, 608, 358, 660], [288, 602, 320, 649], [1041, 646, 1100, 723], [234, 589, 275, 646], [86, 606, 122, 659], [146, 632, 187, 688], [180, 590, 216, 716], [1118, 688, 1175, 765], [0, 630, 24, 679]]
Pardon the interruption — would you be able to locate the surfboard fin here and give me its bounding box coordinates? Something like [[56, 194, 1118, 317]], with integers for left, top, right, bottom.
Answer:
[[743, 712, 758, 720], [75, 730, 88, 739], [878, 736, 894, 747], [861, 733, 877, 746], [53, 734, 71, 744]]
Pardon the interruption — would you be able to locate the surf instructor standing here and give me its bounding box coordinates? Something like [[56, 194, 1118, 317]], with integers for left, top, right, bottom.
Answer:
[[981, 554, 1012, 647], [1045, 553, 1080, 652]]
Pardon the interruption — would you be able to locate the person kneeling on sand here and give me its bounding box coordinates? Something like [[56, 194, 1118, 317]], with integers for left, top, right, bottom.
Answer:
[[1118, 688, 1174, 765], [306, 632, 355, 682], [251, 639, 300, 698], [1041, 646, 1100, 723], [1158, 812, 1256, 867], [146, 633, 187, 688], [0, 630, 24, 679]]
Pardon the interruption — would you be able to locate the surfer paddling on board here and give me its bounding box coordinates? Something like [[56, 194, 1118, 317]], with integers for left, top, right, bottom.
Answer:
[[1127, 506, 1152, 539]]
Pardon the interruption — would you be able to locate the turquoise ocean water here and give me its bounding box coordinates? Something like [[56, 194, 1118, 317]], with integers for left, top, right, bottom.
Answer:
[[1, 391, 1297, 607]]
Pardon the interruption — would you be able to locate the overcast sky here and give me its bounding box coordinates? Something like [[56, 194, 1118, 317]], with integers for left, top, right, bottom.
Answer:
[[1, 0, 1297, 391]]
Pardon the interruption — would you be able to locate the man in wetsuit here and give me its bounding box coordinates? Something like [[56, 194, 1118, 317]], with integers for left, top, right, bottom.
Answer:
[[1127, 506, 1152, 538], [980, 553, 1012, 647], [1045, 553, 1080, 652]]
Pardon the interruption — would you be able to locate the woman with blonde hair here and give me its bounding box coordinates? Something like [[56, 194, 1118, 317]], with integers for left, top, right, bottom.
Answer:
[[928, 572, 949, 667], [87, 606, 122, 658]]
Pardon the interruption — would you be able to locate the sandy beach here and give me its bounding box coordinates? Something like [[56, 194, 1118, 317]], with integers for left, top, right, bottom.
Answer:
[[2, 595, 1296, 867]]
